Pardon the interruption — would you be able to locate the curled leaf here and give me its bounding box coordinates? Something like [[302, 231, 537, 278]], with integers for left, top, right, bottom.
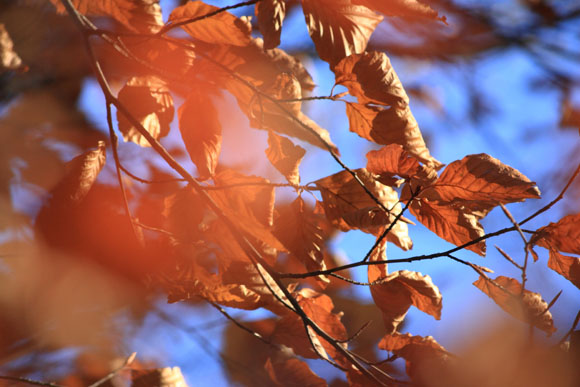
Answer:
[[256, 0, 286, 49], [366, 144, 438, 185], [266, 132, 306, 185]]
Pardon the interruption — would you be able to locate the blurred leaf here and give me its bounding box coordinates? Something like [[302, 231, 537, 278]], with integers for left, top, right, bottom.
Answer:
[[266, 131, 305, 185], [352, 0, 446, 23], [256, 0, 286, 50], [132, 366, 188, 387], [264, 353, 327, 386], [0, 24, 22, 71]]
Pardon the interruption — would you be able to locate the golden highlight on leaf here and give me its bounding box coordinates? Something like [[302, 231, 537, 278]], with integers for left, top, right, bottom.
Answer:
[[0, 24, 22, 71], [473, 276, 556, 335], [256, 0, 286, 50], [117, 76, 174, 148], [302, 0, 383, 66]]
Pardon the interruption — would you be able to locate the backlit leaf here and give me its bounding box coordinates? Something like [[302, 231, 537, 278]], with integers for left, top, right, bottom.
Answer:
[[117, 76, 174, 148], [410, 198, 486, 255], [264, 355, 327, 387], [168, 1, 251, 46], [366, 144, 438, 186], [162, 186, 204, 243], [547, 251, 580, 290], [352, 0, 446, 23], [473, 276, 556, 335], [0, 24, 22, 71], [256, 0, 286, 49], [369, 269, 442, 334], [426, 153, 541, 203], [302, 0, 383, 66], [178, 89, 221, 180], [266, 132, 306, 185]]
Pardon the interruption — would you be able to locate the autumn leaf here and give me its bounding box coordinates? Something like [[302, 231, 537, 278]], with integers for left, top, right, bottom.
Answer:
[[50, 0, 163, 33], [0, 24, 22, 71], [131, 366, 188, 387], [168, 1, 251, 46], [256, 0, 286, 50], [302, 0, 383, 66], [264, 354, 326, 387], [266, 132, 305, 185], [366, 144, 438, 186], [162, 185, 205, 244], [378, 333, 451, 382], [369, 269, 442, 334], [410, 198, 486, 255], [473, 276, 556, 335], [117, 76, 174, 148], [335, 51, 409, 108], [315, 168, 412, 249], [530, 213, 580, 288], [425, 153, 541, 203], [178, 89, 221, 180], [352, 0, 446, 23]]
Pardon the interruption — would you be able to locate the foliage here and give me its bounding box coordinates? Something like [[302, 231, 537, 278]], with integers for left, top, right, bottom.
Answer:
[[1, 0, 580, 386]]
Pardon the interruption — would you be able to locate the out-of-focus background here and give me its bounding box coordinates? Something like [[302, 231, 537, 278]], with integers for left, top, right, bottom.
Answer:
[[1, 0, 579, 385]]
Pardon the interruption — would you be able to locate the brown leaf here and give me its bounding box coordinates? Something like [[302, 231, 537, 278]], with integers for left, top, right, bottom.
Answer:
[[366, 144, 438, 185], [131, 366, 188, 387], [345, 102, 441, 168], [117, 76, 174, 148], [378, 333, 451, 382], [264, 355, 327, 387], [0, 24, 22, 71], [335, 51, 409, 108], [369, 269, 442, 334], [427, 153, 541, 203], [315, 168, 412, 249], [547, 250, 580, 289], [352, 0, 446, 23], [168, 1, 251, 46], [162, 185, 205, 243], [266, 132, 306, 185], [410, 198, 486, 255], [473, 276, 556, 335], [178, 89, 222, 180], [209, 169, 285, 251], [532, 213, 580, 255], [302, 0, 383, 66], [256, 0, 286, 50], [50, 0, 163, 33]]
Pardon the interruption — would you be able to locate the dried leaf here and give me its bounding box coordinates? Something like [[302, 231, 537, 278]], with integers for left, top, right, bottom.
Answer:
[[168, 1, 251, 46], [132, 366, 188, 387], [50, 0, 163, 33], [117, 76, 174, 148], [302, 0, 383, 66], [427, 153, 541, 203], [366, 144, 438, 185], [335, 52, 409, 108], [0, 24, 22, 71], [264, 355, 327, 387], [473, 276, 556, 335], [352, 0, 446, 23], [547, 251, 580, 290], [378, 333, 451, 382], [266, 132, 306, 185], [162, 186, 204, 243], [178, 90, 222, 180], [369, 270, 442, 334], [532, 213, 580, 255], [345, 102, 441, 168], [410, 199, 486, 255], [256, 0, 286, 49]]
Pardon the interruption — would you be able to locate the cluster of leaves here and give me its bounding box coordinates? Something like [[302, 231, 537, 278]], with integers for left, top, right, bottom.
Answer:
[[1, 0, 579, 386]]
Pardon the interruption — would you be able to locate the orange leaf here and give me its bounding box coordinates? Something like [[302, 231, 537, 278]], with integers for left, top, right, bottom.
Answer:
[[264, 355, 326, 387], [366, 144, 438, 185], [473, 276, 556, 335], [117, 76, 174, 148], [256, 0, 286, 50], [548, 250, 580, 289], [410, 198, 486, 255], [427, 153, 541, 203], [378, 332, 451, 382], [345, 102, 442, 168], [532, 213, 580, 255], [352, 0, 446, 23], [162, 186, 205, 243], [178, 90, 222, 180], [302, 0, 383, 66], [50, 0, 163, 33], [369, 270, 442, 334], [0, 24, 22, 71], [266, 132, 306, 185], [168, 1, 251, 46]]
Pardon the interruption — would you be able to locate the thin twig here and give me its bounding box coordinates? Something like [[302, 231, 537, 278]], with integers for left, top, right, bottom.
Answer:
[[0, 376, 63, 387], [208, 301, 272, 346], [495, 245, 523, 270], [557, 309, 580, 346], [87, 352, 136, 387]]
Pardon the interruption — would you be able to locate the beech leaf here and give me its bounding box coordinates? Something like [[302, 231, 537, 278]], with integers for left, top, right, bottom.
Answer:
[[302, 0, 383, 66], [256, 0, 286, 50], [266, 132, 306, 185], [473, 276, 556, 335], [117, 76, 174, 148], [178, 90, 222, 180], [264, 355, 327, 387], [162, 186, 205, 243], [168, 1, 251, 46], [547, 251, 580, 290], [366, 144, 438, 185]]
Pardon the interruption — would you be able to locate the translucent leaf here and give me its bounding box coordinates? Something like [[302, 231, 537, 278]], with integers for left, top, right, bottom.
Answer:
[[117, 76, 174, 148], [178, 90, 221, 180], [265, 132, 305, 185], [532, 213, 580, 255], [302, 0, 383, 66], [264, 355, 327, 387], [366, 144, 438, 186], [473, 276, 556, 335], [548, 250, 580, 289], [168, 1, 251, 46], [256, 0, 286, 49]]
